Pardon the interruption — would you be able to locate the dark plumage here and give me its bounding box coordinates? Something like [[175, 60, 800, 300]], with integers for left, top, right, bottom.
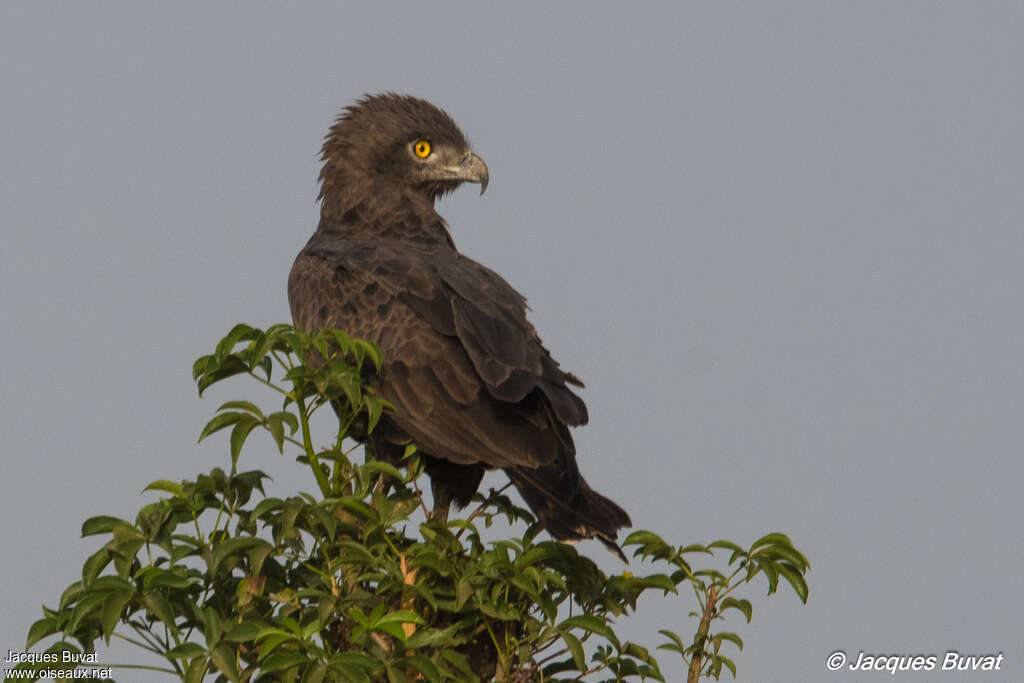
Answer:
[[289, 93, 631, 557]]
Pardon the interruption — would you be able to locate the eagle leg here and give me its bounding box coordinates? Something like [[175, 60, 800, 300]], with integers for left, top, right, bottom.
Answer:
[[429, 478, 453, 523], [373, 474, 393, 498], [424, 458, 486, 521]]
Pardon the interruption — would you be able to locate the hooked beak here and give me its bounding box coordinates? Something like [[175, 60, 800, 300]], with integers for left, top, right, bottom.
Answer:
[[453, 152, 489, 195], [419, 150, 490, 198]]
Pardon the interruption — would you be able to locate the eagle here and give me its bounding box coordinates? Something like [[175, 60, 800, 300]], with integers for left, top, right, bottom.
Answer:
[[288, 93, 631, 557]]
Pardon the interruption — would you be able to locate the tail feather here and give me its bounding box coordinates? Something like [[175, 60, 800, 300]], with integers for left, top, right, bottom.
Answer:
[[507, 464, 631, 562]]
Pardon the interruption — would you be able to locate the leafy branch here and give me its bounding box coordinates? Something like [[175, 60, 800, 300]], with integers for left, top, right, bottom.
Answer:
[[12, 323, 809, 682]]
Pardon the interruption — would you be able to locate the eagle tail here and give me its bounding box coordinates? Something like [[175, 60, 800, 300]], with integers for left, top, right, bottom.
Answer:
[[506, 465, 632, 562]]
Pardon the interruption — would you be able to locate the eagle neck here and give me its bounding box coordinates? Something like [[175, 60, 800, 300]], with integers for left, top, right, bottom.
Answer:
[[318, 177, 456, 249]]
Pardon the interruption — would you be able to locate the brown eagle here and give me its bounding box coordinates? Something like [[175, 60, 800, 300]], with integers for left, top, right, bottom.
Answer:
[[288, 93, 630, 556]]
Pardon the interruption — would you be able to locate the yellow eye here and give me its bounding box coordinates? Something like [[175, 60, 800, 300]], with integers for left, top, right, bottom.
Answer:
[[414, 140, 431, 158]]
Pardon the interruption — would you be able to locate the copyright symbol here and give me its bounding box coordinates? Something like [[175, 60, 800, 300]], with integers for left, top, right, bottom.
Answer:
[[827, 651, 846, 671]]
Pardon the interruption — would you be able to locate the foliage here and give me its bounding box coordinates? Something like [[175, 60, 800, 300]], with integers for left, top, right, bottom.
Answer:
[[12, 324, 809, 682]]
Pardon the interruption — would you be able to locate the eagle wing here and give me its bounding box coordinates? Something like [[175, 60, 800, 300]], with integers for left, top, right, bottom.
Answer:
[[288, 236, 587, 470]]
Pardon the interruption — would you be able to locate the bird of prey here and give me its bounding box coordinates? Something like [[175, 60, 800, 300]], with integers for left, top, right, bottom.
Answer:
[[288, 93, 630, 556]]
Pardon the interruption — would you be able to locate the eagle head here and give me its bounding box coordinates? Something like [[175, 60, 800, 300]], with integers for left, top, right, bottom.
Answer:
[[320, 93, 489, 203]]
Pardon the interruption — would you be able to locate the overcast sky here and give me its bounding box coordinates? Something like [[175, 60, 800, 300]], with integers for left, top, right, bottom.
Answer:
[[2, 3, 1022, 682]]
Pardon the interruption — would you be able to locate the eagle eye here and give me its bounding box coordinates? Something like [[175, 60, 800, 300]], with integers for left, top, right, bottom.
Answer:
[[413, 140, 432, 158]]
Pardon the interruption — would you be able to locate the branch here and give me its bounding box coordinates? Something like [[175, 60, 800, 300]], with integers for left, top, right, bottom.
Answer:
[[687, 584, 718, 683]]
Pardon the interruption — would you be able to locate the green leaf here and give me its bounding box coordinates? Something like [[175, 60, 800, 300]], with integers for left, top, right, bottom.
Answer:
[[402, 655, 440, 683], [719, 597, 753, 623], [59, 581, 83, 612], [143, 479, 185, 496], [403, 624, 460, 649], [193, 354, 212, 380], [210, 537, 272, 575], [347, 607, 369, 628], [266, 415, 286, 452], [656, 629, 686, 656], [750, 532, 794, 552], [756, 558, 780, 595], [440, 650, 476, 680], [141, 590, 177, 630], [215, 323, 258, 358], [204, 607, 223, 647], [167, 642, 209, 659], [455, 578, 474, 610], [252, 496, 285, 520], [218, 400, 265, 417], [257, 355, 273, 380], [335, 497, 377, 522], [375, 610, 425, 627], [365, 396, 385, 433], [753, 543, 810, 572], [775, 562, 809, 603], [199, 411, 246, 443], [89, 575, 135, 592], [362, 459, 403, 481], [333, 651, 382, 672], [336, 540, 376, 565], [25, 617, 58, 649], [622, 530, 667, 548], [210, 642, 242, 683], [82, 547, 112, 587], [100, 589, 134, 643], [81, 515, 134, 537], [708, 539, 744, 554], [259, 652, 309, 674], [249, 543, 274, 576], [624, 530, 680, 561], [373, 621, 409, 641], [196, 356, 249, 395], [680, 543, 712, 555], [185, 656, 209, 683], [718, 653, 737, 679], [638, 573, 678, 593], [302, 618, 325, 640], [302, 661, 328, 683], [140, 568, 193, 590], [560, 630, 586, 671], [559, 615, 614, 640], [229, 416, 260, 465], [354, 339, 383, 372], [256, 632, 301, 661], [713, 632, 743, 652]]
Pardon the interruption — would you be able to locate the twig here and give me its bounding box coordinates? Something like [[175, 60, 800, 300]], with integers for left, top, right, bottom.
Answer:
[[409, 475, 432, 518], [454, 483, 512, 540], [687, 584, 718, 683]]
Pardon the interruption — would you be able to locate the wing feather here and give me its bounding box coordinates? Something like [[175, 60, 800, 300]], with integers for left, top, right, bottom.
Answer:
[[288, 237, 581, 469]]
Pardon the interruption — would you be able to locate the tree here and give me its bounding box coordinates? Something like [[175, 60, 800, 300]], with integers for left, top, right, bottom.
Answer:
[[12, 324, 809, 682]]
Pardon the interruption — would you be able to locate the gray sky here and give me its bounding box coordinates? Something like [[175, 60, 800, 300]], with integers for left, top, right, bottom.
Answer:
[[2, 3, 1022, 681]]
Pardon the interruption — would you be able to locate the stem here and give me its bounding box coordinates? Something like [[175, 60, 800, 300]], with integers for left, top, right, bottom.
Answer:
[[533, 645, 568, 667], [294, 386, 331, 497], [714, 563, 748, 602], [687, 584, 718, 683], [114, 628, 163, 656], [454, 483, 512, 541], [482, 619, 507, 679], [271, 349, 292, 372], [281, 434, 307, 450], [246, 371, 289, 397], [409, 476, 432, 519]]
